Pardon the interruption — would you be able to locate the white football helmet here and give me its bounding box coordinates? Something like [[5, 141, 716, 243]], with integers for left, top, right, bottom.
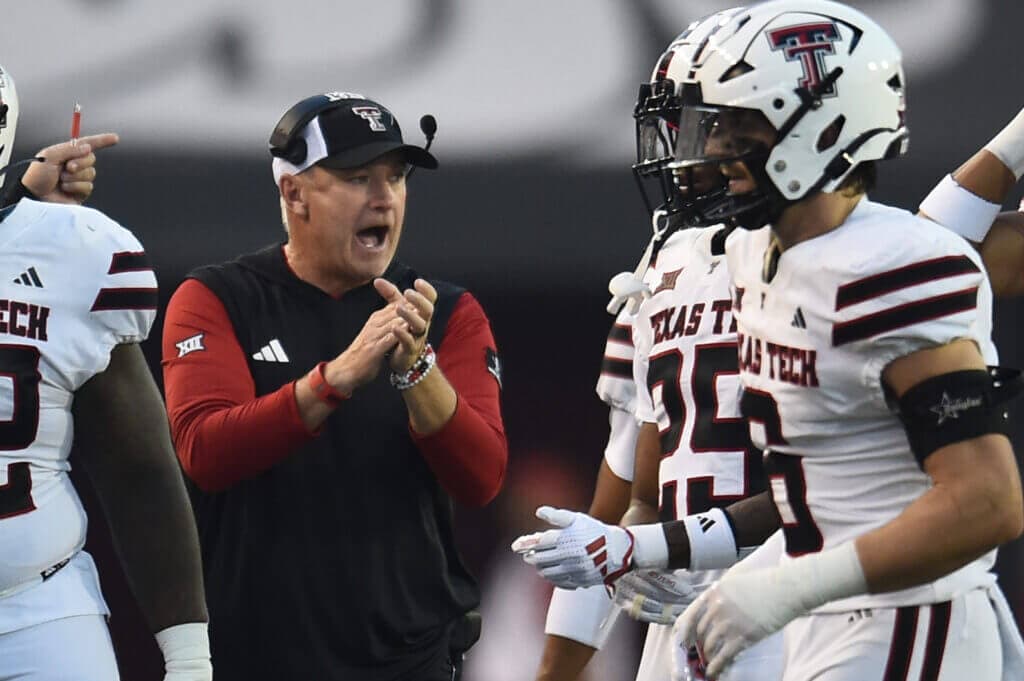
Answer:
[[664, 0, 908, 228], [633, 7, 748, 223], [0, 65, 18, 185]]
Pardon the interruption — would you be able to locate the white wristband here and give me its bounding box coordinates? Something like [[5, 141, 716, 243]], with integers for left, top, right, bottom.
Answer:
[[682, 507, 740, 571], [156, 622, 212, 679], [776, 541, 867, 612], [919, 174, 1002, 243], [544, 585, 618, 649], [628, 523, 670, 569], [985, 108, 1024, 179]]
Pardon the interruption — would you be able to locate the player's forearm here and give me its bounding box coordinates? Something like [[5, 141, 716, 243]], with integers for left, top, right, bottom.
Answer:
[[978, 211, 1024, 297], [661, 490, 777, 569], [855, 436, 1023, 593], [100, 455, 209, 630], [621, 499, 659, 527], [535, 635, 598, 681], [587, 459, 632, 523], [722, 489, 780, 546], [74, 344, 208, 630], [950, 149, 1016, 205]]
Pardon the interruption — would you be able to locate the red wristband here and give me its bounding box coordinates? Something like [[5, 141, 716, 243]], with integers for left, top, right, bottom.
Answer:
[[307, 361, 349, 407]]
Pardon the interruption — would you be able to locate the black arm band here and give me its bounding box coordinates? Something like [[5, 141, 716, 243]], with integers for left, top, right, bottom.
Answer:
[[895, 367, 1022, 467]]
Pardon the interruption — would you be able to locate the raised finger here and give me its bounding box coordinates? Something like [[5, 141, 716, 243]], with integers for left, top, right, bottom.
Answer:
[[413, 278, 438, 304], [373, 277, 403, 304], [403, 288, 434, 320], [396, 304, 428, 336], [75, 133, 120, 152]]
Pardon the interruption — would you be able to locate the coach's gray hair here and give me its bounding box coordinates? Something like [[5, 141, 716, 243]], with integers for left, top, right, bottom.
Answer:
[[279, 197, 290, 235]]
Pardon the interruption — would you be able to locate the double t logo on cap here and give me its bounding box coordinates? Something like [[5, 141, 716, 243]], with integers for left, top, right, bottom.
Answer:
[[351, 107, 387, 132]]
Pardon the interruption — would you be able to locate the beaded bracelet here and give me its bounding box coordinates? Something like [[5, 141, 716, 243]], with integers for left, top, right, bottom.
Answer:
[[390, 344, 436, 391]]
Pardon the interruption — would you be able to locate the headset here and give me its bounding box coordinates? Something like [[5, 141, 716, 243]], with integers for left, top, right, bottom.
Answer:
[[268, 94, 350, 166], [268, 94, 438, 169]]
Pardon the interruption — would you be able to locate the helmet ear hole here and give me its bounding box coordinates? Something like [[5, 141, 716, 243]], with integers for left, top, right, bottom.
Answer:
[[816, 115, 846, 152]]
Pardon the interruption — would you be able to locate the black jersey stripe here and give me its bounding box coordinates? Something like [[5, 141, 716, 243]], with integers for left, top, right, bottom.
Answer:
[[600, 356, 632, 380], [835, 255, 979, 311], [832, 287, 977, 347], [882, 605, 919, 681], [919, 601, 952, 681], [607, 323, 633, 347], [108, 251, 153, 275], [90, 287, 159, 311]]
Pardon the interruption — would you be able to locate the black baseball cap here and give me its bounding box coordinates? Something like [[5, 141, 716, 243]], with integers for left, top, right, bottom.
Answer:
[[269, 93, 437, 173]]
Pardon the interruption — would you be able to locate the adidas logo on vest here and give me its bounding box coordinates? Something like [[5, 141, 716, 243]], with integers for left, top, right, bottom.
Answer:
[[252, 339, 290, 362]]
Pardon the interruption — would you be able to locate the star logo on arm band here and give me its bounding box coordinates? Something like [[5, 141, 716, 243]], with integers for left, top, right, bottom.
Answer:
[[930, 391, 983, 425]]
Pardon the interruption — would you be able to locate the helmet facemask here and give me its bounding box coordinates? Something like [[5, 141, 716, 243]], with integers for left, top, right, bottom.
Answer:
[[632, 79, 736, 232], [0, 66, 18, 187], [669, 83, 785, 230], [632, 79, 686, 224]]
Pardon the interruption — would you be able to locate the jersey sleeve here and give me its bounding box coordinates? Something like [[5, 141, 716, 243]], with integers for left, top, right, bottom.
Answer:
[[595, 308, 638, 413], [828, 232, 994, 399], [603, 406, 639, 481], [84, 213, 158, 344], [631, 302, 657, 426]]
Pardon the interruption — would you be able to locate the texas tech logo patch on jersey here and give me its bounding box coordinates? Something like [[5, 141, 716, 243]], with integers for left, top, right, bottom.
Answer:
[[175, 333, 205, 358]]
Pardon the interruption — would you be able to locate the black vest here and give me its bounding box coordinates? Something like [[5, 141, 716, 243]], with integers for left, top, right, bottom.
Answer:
[[187, 244, 478, 680]]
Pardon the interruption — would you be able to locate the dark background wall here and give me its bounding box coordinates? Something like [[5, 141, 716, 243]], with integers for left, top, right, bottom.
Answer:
[[9, 0, 1024, 677]]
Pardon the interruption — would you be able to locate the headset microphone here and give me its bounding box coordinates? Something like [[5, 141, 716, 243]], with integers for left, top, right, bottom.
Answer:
[[406, 115, 437, 180]]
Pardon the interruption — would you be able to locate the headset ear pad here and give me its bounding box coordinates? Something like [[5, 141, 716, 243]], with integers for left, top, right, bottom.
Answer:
[[278, 136, 307, 165], [269, 94, 335, 165], [269, 121, 309, 165]]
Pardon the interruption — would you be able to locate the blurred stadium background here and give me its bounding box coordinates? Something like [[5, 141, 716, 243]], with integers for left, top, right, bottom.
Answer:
[[8, 0, 1024, 677]]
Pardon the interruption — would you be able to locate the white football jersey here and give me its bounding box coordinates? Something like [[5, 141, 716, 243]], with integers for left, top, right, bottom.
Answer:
[[596, 306, 640, 481], [0, 199, 156, 611], [597, 306, 638, 413], [726, 198, 997, 611], [634, 225, 763, 524]]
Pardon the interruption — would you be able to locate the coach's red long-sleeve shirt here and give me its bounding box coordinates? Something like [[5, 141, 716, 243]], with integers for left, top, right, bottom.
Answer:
[[162, 271, 506, 506]]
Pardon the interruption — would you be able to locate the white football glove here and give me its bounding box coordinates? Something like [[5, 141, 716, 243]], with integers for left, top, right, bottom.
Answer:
[[156, 623, 213, 681], [674, 542, 866, 680], [674, 573, 782, 680], [613, 569, 699, 625], [511, 506, 635, 588]]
